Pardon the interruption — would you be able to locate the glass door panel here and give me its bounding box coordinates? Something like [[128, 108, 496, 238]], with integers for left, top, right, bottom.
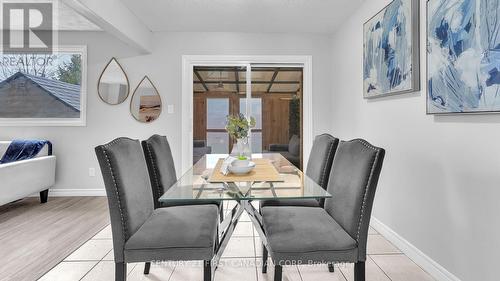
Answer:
[[251, 66, 303, 168], [193, 65, 247, 162], [239, 98, 262, 152], [207, 98, 229, 129], [206, 98, 229, 153]]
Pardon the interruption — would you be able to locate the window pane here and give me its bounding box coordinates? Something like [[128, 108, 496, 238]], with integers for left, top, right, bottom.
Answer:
[[251, 132, 262, 153], [207, 98, 229, 129], [207, 132, 229, 153], [239, 98, 262, 129]]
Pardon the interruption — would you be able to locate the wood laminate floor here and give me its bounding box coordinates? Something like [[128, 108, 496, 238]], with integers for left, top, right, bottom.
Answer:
[[0, 197, 109, 281]]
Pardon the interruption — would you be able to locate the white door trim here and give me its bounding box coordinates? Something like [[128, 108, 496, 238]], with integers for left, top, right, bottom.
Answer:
[[181, 55, 313, 174]]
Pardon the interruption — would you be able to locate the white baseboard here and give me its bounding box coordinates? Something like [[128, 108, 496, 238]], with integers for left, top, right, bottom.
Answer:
[[371, 217, 461, 281], [48, 188, 106, 197]]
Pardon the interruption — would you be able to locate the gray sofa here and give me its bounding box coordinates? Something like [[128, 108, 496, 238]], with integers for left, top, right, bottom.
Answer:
[[268, 134, 300, 167], [193, 140, 212, 164]]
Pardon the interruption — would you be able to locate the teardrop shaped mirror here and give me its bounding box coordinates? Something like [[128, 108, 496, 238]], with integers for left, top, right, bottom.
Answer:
[[98, 58, 129, 105], [130, 76, 162, 123]]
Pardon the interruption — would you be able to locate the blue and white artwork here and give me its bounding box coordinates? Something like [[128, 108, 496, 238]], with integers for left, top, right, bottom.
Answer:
[[427, 0, 500, 114], [363, 0, 419, 98]]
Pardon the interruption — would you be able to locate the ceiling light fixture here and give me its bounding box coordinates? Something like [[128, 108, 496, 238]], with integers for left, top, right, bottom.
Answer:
[[216, 71, 224, 89]]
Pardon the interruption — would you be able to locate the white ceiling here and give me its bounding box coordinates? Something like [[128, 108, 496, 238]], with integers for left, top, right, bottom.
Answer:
[[120, 0, 365, 33], [57, 1, 101, 31], [2, 0, 101, 31]]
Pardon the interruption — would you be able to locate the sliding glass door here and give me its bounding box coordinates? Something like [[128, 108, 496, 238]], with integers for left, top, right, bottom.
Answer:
[[192, 64, 303, 167]]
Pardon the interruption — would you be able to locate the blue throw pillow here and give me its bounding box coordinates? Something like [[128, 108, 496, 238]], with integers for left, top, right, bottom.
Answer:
[[0, 140, 49, 164]]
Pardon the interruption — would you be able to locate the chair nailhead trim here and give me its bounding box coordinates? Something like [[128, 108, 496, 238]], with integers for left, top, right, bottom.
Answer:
[[352, 139, 381, 242], [145, 142, 162, 203], [101, 140, 128, 241], [319, 140, 335, 188]]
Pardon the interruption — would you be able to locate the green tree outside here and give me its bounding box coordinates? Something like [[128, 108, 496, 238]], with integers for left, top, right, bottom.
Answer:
[[57, 55, 81, 85]]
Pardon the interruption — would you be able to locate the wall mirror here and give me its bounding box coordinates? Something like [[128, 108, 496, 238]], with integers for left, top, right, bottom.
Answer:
[[98, 58, 129, 105], [130, 76, 162, 123]]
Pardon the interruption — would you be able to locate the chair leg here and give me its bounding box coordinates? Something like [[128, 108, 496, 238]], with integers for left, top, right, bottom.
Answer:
[[219, 203, 224, 222], [328, 262, 335, 272], [215, 229, 219, 251], [203, 260, 211, 281], [40, 189, 49, 203], [144, 262, 151, 274], [262, 244, 268, 273], [274, 264, 282, 281], [354, 261, 365, 281], [115, 262, 127, 281]]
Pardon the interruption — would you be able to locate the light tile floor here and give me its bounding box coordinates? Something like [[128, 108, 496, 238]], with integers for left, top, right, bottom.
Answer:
[[39, 203, 436, 281]]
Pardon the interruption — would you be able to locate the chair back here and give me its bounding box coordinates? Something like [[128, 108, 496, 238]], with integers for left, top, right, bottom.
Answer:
[[324, 139, 385, 259], [95, 137, 154, 262], [141, 135, 177, 208], [305, 134, 339, 206]]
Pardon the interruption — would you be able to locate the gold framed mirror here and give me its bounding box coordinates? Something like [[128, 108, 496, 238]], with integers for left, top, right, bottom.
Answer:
[[97, 57, 130, 105], [130, 76, 162, 123]]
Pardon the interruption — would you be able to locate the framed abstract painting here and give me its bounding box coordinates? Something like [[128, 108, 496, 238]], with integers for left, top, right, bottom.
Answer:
[[427, 0, 500, 114], [363, 0, 420, 98]]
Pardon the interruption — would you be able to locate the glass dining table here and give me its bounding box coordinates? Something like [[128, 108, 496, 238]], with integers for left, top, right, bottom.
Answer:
[[159, 153, 331, 273]]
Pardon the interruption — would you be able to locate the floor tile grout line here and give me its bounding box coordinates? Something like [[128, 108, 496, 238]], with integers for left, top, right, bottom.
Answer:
[[380, 252, 436, 280], [78, 248, 113, 281], [128, 263, 139, 277], [39, 225, 109, 279], [166, 264, 177, 281], [368, 255, 394, 281], [295, 265, 305, 281], [337, 264, 349, 281]]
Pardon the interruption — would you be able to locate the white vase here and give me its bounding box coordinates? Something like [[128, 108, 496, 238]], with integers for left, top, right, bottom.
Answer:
[[236, 137, 251, 159]]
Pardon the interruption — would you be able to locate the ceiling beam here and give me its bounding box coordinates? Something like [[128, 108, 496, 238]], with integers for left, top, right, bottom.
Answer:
[[194, 81, 299, 84], [63, 0, 153, 54], [267, 68, 280, 93], [234, 68, 240, 93], [194, 70, 209, 91]]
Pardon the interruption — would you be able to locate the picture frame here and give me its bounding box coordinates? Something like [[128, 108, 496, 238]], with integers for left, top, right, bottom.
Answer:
[[363, 0, 420, 98], [0, 45, 87, 126], [426, 0, 500, 114]]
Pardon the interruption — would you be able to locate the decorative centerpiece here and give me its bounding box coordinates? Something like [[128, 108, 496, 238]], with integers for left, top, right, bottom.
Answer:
[[225, 113, 256, 163]]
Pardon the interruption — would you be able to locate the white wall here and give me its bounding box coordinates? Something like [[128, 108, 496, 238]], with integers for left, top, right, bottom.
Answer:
[[331, 1, 500, 281], [0, 31, 333, 193]]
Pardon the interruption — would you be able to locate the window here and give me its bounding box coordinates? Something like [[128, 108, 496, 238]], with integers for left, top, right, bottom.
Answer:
[[206, 98, 229, 153]]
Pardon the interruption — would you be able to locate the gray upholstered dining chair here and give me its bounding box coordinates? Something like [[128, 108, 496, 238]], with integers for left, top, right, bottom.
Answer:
[[260, 134, 339, 208], [141, 134, 224, 222], [261, 139, 385, 281], [95, 137, 219, 281]]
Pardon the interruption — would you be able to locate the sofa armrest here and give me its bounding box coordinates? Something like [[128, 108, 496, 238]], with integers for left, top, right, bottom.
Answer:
[[269, 144, 289, 152], [193, 146, 211, 156], [193, 140, 206, 148], [0, 156, 56, 205]]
